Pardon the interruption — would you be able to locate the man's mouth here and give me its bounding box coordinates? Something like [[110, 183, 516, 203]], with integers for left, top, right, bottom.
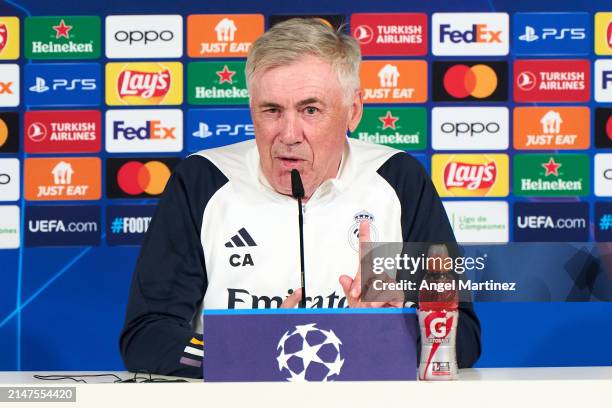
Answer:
[[276, 156, 305, 170]]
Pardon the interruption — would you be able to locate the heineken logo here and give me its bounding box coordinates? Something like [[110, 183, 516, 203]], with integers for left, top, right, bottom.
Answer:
[[444, 161, 497, 191], [379, 111, 399, 129], [25, 16, 100, 59], [53, 19, 72, 39], [188, 61, 249, 105], [513, 154, 589, 196], [350, 107, 426, 150], [216, 65, 236, 84], [541, 157, 561, 176]]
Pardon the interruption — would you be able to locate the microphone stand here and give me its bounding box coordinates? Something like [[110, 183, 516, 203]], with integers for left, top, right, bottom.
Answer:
[[291, 169, 307, 308]]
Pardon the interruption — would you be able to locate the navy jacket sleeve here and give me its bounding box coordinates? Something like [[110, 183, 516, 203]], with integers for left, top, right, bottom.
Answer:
[[377, 152, 482, 368], [119, 155, 227, 378]]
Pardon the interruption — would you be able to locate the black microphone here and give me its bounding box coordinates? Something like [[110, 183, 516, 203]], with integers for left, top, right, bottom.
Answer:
[[290, 169, 307, 308]]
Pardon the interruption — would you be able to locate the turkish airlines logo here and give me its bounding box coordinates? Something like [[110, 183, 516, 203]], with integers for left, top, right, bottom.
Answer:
[[350, 13, 427, 56], [513, 59, 590, 102], [353, 25, 374, 44], [516, 71, 537, 91], [24, 110, 101, 153]]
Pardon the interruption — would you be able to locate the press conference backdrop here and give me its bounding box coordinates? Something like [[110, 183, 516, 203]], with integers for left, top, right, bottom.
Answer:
[[0, 0, 611, 371]]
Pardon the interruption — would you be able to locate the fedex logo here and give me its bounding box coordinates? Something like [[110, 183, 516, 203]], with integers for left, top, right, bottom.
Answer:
[[595, 60, 612, 102], [439, 24, 501, 43], [113, 120, 176, 140], [432, 13, 508, 56], [105, 109, 182, 153]]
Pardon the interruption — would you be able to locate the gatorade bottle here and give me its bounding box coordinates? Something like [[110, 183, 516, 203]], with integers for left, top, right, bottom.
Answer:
[[418, 244, 459, 381]]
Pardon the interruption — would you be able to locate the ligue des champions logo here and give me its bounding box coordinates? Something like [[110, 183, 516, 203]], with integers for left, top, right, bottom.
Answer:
[[276, 323, 344, 381]]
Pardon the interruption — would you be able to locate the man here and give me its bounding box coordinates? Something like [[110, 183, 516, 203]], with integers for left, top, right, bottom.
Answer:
[[120, 18, 481, 378]]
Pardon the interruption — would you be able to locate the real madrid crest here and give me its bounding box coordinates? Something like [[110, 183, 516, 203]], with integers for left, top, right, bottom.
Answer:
[[348, 210, 379, 251]]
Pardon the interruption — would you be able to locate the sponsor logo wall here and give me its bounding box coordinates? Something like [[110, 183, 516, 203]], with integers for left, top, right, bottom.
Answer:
[[1, 10, 611, 251]]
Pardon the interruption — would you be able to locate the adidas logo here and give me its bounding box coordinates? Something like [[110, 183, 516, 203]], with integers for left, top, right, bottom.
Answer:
[[225, 227, 257, 248]]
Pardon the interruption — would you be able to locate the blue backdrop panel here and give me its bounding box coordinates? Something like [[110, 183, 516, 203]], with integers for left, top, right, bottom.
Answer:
[[0, 0, 610, 371]]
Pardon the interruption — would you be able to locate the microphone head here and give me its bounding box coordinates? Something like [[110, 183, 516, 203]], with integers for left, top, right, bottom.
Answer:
[[290, 169, 305, 199]]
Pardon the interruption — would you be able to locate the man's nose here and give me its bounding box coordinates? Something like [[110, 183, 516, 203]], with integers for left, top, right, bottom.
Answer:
[[278, 112, 303, 145]]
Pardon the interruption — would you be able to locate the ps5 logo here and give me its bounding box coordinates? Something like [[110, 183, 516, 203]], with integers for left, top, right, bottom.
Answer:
[[518, 25, 586, 42], [193, 122, 254, 138], [29, 76, 97, 93]]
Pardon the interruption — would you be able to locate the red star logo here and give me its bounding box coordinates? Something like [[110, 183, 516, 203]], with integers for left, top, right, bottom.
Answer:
[[52, 19, 72, 39], [379, 111, 399, 130], [216, 65, 236, 84], [542, 157, 562, 177]]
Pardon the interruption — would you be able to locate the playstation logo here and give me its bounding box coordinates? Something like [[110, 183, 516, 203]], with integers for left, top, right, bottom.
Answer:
[[193, 122, 213, 138], [29, 77, 50, 93], [518, 26, 539, 42]]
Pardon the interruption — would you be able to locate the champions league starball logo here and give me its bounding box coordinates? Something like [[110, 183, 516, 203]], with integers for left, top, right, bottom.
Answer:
[[276, 323, 344, 382]]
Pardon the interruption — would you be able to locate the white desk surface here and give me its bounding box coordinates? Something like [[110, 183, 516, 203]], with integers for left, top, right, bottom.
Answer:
[[0, 368, 608, 408], [0, 366, 611, 383]]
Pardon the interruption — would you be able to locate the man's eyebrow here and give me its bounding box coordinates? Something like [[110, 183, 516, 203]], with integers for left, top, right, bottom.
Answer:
[[256, 101, 282, 109], [296, 97, 325, 107]]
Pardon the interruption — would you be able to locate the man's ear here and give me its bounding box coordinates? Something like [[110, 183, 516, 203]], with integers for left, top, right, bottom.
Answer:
[[347, 89, 363, 133]]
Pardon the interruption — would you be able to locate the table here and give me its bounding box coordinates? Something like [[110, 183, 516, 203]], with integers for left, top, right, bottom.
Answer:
[[0, 368, 608, 407]]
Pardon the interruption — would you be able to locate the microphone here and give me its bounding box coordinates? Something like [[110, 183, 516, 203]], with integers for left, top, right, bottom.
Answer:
[[291, 169, 307, 308]]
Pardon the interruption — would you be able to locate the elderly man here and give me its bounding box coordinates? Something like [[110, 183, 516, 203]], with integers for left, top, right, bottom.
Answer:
[[120, 18, 481, 378]]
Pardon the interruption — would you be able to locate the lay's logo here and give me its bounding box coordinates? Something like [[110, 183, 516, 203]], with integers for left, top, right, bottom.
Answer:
[[432, 154, 509, 197], [117, 69, 171, 99], [443, 161, 497, 191], [106, 62, 182, 105]]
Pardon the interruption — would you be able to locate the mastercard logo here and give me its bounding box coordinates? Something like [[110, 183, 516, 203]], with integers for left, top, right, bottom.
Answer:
[[433, 61, 507, 102], [443, 64, 498, 99], [116, 160, 171, 196], [0, 118, 7, 147]]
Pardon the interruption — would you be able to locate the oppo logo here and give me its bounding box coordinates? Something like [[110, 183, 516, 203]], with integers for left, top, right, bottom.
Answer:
[[114, 30, 174, 45], [441, 121, 500, 136], [605, 168, 612, 180], [0, 173, 10, 184]]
